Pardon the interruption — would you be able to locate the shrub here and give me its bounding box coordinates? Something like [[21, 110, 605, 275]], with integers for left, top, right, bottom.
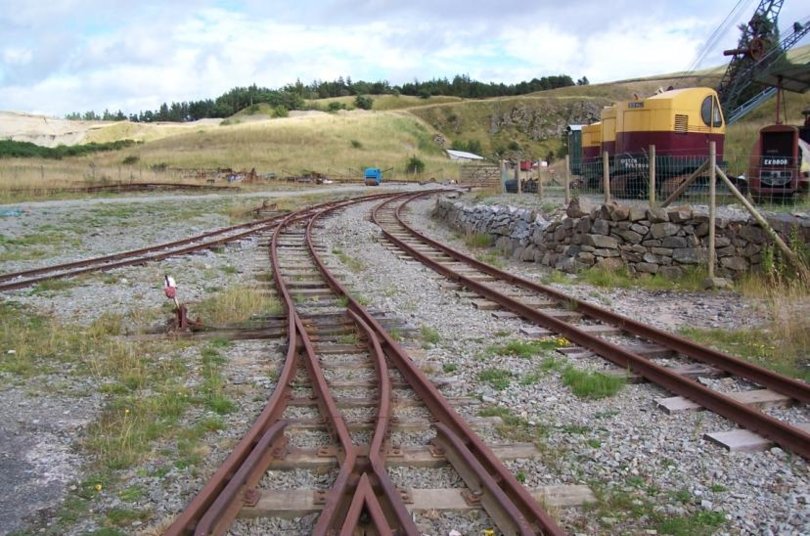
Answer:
[[354, 95, 373, 110], [406, 155, 425, 174]]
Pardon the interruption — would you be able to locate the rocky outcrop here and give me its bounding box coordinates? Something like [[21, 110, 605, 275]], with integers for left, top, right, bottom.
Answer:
[[433, 198, 810, 279], [489, 100, 604, 140]]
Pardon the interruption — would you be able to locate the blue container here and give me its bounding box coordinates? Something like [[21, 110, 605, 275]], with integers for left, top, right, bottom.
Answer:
[[364, 167, 382, 186]]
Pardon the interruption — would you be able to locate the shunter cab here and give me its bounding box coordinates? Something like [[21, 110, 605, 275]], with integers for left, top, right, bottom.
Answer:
[[746, 108, 810, 200]]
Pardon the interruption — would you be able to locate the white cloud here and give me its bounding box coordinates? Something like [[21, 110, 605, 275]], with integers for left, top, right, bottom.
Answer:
[[3, 47, 33, 65], [1, 1, 808, 116]]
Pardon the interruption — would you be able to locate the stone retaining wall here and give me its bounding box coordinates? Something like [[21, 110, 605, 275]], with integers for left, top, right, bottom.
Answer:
[[433, 197, 810, 279]]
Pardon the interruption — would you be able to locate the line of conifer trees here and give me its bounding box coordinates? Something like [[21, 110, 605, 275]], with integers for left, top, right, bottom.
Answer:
[[67, 73, 587, 123]]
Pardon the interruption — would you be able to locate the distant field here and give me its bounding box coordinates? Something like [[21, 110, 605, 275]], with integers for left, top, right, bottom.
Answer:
[[3, 45, 810, 196]]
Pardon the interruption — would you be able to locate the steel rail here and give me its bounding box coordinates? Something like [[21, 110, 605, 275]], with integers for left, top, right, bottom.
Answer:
[[0, 192, 395, 292], [163, 210, 307, 536], [309, 196, 566, 536], [0, 214, 284, 287], [386, 191, 810, 404], [162, 193, 402, 535], [433, 422, 536, 535], [374, 192, 810, 460], [192, 421, 288, 535], [303, 213, 418, 535]]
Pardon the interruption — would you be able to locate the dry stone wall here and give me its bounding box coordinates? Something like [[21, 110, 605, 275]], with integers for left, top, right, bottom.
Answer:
[[433, 197, 810, 279]]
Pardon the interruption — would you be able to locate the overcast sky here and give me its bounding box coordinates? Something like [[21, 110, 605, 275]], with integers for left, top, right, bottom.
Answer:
[[1, 0, 808, 117]]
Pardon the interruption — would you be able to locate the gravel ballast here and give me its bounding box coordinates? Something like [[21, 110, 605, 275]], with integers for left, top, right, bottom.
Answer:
[[1, 187, 808, 535]]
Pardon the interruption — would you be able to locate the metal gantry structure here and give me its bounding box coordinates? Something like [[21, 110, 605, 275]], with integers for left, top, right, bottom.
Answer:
[[717, 0, 810, 124]]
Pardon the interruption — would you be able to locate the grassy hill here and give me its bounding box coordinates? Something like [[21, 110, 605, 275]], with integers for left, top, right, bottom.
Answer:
[[2, 44, 809, 188]]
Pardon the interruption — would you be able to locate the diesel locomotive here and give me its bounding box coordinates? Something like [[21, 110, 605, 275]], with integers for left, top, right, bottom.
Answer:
[[579, 87, 726, 197], [745, 108, 810, 200]]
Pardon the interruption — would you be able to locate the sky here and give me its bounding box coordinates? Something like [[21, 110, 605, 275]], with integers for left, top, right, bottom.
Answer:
[[1, 0, 808, 117]]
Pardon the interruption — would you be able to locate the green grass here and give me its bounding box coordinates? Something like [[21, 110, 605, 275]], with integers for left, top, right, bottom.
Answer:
[[519, 356, 567, 385], [561, 366, 627, 399], [585, 480, 727, 536], [577, 265, 707, 291], [464, 232, 494, 248], [420, 325, 441, 346], [194, 284, 281, 324], [332, 247, 365, 272], [478, 367, 513, 390], [478, 405, 548, 442], [475, 251, 504, 268], [679, 325, 809, 382], [488, 338, 569, 358], [29, 278, 78, 294], [442, 362, 458, 373]]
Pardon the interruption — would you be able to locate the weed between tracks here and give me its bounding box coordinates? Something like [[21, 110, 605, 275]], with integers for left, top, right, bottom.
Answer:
[[194, 284, 281, 324], [332, 247, 365, 272]]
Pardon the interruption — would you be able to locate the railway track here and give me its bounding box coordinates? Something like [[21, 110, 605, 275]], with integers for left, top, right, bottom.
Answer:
[[166, 193, 567, 535], [0, 194, 397, 293], [371, 191, 810, 460]]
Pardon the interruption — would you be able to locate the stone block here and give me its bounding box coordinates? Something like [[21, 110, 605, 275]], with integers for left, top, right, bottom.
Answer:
[[673, 247, 704, 264], [650, 222, 680, 239], [576, 218, 591, 233], [629, 207, 647, 221], [586, 234, 619, 249], [667, 206, 693, 222], [716, 245, 736, 257], [715, 236, 731, 247], [630, 223, 649, 235], [652, 247, 674, 257], [577, 252, 596, 264], [635, 262, 659, 273], [566, 197, 594, 218], [659, 266, 683, 279], [591, 219, 610, 235], [613, 230, 643, 244], [661, 236, 687, 248], [595, 257, 624, 270], [608, 204, 631, 221], [642, 239, 662, 247], [647, 207, 669, 223], [520, 246, 537, 262], [594, 248, 620, 257], [642, 253, 659, 263], [720, 256, 748, 271]]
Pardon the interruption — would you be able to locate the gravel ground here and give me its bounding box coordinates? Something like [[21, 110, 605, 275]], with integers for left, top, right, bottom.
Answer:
[[1, 186, 808, 536]]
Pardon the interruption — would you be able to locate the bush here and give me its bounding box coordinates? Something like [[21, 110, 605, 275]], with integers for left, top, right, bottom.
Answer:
[[122, 155, 139, 165], [406, 155, 425, 174], [354, 95, 373, 110], [327, 102, 347, 112]]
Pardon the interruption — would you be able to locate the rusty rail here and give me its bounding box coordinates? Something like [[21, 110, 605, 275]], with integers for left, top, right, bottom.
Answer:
[[372, 191, 810, 460], [309, 196, 566, 536]]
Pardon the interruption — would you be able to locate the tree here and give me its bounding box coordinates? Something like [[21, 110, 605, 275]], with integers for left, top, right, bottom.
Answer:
[[354, 95, 373, 110]]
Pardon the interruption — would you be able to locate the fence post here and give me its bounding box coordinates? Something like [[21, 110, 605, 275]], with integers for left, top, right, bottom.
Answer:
[[538, 162, 544, 200], [500, 160, 506, 193], [708, 142, 716, 279], [649, 144, 656, 207], [564, 155, 571, 205], [515, 164, 521, 194], [602, 151, 611, 204]]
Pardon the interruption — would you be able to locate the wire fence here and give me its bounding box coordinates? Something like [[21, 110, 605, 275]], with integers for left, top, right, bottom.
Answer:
[[502, 147, 809, 208]]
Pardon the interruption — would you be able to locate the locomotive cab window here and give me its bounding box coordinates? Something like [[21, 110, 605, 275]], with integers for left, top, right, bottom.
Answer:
[[701, 96, 723, 128]]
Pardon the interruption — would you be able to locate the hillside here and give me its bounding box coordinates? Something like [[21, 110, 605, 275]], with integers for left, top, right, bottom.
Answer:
[[2, 44, 809, 179]]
